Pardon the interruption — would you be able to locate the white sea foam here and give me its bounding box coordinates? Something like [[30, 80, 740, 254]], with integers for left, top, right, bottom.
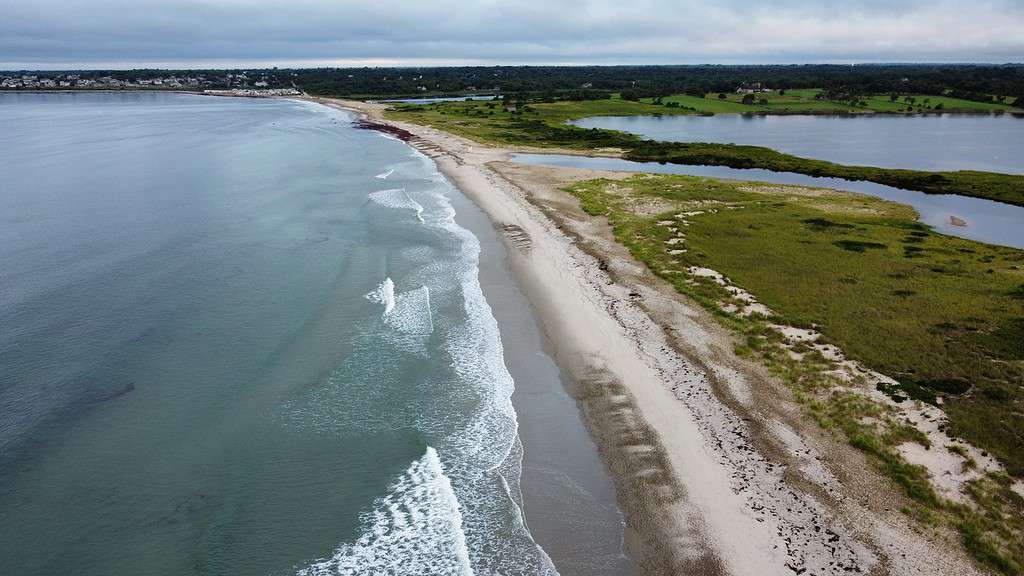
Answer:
[[376, 131, 403, 143], [297, 447, 473, 576], [365, 277, 396, 315], [389, 286, 433, 335], [298, 146, 557, 576], [368, 188, 424, 223], [366, 279, 434, 350], [375, 168, 395, 180], [415, 166, 558, 576]]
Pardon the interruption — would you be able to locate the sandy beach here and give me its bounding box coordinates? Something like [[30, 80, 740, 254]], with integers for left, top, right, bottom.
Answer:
[[305, 96, 988, 576]]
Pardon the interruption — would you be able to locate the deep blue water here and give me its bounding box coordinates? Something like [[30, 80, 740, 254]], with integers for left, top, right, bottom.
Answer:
[[0, 93, 627, 576]]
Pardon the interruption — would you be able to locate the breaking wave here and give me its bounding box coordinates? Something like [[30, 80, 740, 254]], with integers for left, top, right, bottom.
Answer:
[[366, 280, 433, 336], [293, 149, 557, 576], [365, 277, 397, 315], [368, 188, 425, 223], [297, 447, 472, 576], [366, 279, 434, 354]]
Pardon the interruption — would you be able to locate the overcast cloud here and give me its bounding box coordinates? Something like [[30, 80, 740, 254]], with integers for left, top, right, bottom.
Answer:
[[2, 0, 1022, 69]]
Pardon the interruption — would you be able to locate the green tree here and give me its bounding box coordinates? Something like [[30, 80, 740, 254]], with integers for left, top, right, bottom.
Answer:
[[741, 93, 756, 105]]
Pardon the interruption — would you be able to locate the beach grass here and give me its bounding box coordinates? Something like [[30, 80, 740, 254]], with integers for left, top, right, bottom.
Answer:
[[564, 173, 1024, 574]]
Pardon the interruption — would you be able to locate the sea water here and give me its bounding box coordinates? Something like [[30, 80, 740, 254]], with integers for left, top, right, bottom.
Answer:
[[0, 93, 628, 575]]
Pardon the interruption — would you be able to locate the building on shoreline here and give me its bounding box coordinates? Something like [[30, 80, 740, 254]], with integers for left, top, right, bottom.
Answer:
[[0, 71, 288, 92]]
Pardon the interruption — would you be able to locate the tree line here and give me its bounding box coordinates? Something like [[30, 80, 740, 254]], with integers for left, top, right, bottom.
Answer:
[[290, 64, 1024, 102], [7, 64, 1022, 104]]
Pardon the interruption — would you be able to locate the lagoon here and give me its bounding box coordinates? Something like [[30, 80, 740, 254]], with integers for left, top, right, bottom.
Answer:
[[569, 114, 1024, 175]]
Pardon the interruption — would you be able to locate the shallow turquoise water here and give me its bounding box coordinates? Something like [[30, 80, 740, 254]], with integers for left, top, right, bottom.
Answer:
[[0, 93, 628, 576]]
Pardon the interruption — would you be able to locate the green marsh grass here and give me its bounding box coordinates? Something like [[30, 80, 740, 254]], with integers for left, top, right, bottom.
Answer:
[[566, 173, 1024, 574]]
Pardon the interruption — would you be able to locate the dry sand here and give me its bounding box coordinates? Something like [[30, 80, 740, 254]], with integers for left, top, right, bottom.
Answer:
[[303, 97, 986, 576]]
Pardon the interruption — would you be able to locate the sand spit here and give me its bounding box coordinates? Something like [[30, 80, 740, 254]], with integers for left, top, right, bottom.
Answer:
[[303, 97, 985, 576]]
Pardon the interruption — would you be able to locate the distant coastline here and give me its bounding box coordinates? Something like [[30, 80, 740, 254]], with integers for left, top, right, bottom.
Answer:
[[1, 88, 301, 98]]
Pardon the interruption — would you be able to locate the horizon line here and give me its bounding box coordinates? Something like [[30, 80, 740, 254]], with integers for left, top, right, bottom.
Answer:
[[4, 60, 1024, 73]]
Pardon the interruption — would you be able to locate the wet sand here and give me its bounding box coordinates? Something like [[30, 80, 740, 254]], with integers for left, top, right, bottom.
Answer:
[[448, 177, 633, 575]]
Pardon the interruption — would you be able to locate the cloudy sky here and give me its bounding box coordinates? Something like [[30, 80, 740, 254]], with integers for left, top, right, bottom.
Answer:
[[3, 0, 1022, 69]]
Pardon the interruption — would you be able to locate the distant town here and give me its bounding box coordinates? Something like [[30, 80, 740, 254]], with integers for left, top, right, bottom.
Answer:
[[0, 70, 300, 96]]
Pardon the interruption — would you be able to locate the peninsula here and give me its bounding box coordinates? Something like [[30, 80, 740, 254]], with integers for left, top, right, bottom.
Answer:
[[309, 92, 1024, 576]]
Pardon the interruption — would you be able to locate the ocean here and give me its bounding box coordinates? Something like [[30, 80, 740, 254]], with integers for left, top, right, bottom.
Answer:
[[0, 93, 629, 575]]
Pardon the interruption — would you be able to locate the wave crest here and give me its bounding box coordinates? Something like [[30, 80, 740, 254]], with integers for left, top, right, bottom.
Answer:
[[297, 447, 473, 576], [365, 278, 434, 354], [368, 188, 424, 223]]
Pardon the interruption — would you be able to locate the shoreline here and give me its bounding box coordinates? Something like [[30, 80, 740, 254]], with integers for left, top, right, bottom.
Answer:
[[448, 180, 633, 575], [305, 96, 987, 575]]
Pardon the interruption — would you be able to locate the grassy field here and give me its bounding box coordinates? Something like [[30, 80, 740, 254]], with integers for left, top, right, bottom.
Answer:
[[387, 97, 664, 146], [387, 98, 1024, 207], [387, 98, 657, 152], [565, 173, 1024, 574], [648, 90, 1018, 114], [859, 93, 1017, 113], [652, 89, 856, 113]]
